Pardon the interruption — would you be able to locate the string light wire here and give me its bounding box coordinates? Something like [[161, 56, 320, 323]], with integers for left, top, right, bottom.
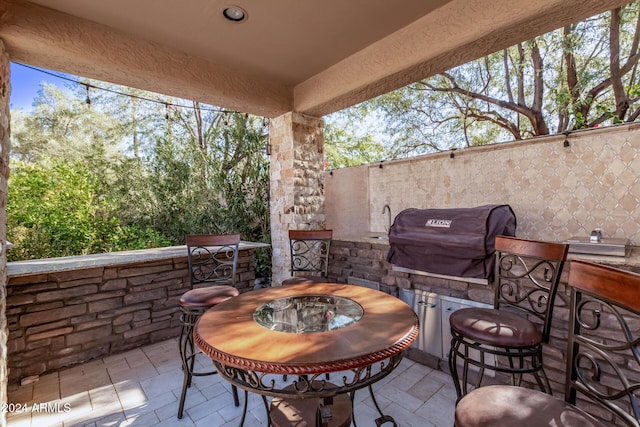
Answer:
[[14, 62, 237, 115]]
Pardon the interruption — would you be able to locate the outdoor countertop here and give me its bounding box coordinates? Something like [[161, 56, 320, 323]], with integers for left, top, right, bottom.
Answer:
[[334, 233, 391, 244], [7, 241, 271, 277], [566, 249, 640, 268]]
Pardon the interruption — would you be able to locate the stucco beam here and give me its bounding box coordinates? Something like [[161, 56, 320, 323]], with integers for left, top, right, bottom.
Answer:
[[295, 0, 633, 117], [0, 0, 292, 117]]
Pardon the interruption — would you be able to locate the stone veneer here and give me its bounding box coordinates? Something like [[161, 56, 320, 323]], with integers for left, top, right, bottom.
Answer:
[[0, 40, 10, 425], [5, 247, 258, 384], [269, 112, 326, 285]]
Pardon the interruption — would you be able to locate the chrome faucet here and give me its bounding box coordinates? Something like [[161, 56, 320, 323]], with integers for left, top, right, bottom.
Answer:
[[382, 204, 391, 231]]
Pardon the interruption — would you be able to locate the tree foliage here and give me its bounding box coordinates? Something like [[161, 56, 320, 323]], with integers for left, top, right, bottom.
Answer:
[[323, 121, 389, 168], [7, 160, 169, 260], [327, 2, 640, 158], [9, 82, 271, 276]]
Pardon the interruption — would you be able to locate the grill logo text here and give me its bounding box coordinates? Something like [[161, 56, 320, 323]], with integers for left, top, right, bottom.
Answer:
[[425, 219, 452, 228]]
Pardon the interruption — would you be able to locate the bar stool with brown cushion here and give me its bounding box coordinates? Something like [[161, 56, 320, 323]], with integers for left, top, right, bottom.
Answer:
[[448, 235, 569, 402], [177, 233, 241, 419], [455, 260, 640, 427], [282, 229, 333, 286]]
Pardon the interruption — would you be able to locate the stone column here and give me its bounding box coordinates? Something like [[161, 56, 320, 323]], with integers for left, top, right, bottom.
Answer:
[[0, 40, 10, 427], [269, 112, 325, 286]]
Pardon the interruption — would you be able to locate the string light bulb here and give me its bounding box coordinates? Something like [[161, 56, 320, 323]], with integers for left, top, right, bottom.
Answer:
[[15, 63, 248, 119]]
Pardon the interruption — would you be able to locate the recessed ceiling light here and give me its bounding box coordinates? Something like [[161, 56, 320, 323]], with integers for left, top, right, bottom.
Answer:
[[223, 6, 247, 23]]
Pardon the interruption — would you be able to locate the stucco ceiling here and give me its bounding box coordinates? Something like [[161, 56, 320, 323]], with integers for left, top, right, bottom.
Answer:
[[0, 0, 633, 117]]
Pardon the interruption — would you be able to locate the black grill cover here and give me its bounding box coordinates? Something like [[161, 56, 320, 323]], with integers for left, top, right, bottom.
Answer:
[[387, 204, 516, 279]]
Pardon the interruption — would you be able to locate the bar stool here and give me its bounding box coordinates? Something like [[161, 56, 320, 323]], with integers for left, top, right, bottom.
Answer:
[[282, 229, 333, 286], [280, 229, 333, 382], [448, 235, 569, 402], [455, 260, 640, 426], [177, 233, 241, 419]]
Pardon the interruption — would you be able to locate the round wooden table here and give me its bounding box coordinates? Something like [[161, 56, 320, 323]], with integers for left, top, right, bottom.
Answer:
[[194, 283, 419, 426]]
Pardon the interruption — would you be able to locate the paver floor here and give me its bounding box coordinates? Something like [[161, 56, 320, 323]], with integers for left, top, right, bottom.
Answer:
[[7, 338, 456, 426]]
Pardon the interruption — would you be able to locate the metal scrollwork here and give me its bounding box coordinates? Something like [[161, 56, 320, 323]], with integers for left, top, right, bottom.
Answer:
[[574, 352, 602, 385], [291, 239, 328, 272], [190, 244, 236, 283], [570, 294, 640, 424], [497, 254, 559, 319], [212, 352, 403, 400], [576, 299, 602, 331]]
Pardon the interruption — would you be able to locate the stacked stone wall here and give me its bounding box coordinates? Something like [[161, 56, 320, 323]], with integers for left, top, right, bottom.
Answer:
[[5, 249, 255, 384]]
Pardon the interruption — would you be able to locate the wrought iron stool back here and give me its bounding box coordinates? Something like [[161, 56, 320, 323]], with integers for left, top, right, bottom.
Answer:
[[454, 260, 640, 426], [177, 233, 241, 419], [448, 235, 569, 401], [282, 229, 333, 285], [563, 260, 640, 425], [186, 233, 240, 288]]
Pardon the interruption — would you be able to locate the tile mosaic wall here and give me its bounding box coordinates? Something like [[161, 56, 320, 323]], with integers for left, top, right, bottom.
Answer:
[[361, 124, 640, 245]]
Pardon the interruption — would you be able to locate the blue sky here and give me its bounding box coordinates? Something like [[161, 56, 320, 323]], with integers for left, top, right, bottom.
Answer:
[[9, 62, 71, 111]]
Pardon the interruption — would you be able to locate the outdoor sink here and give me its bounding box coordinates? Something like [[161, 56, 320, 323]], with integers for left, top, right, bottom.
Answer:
[[565, 236, 630, 257]]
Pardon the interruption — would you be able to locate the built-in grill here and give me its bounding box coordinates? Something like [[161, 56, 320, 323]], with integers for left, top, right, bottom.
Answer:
[[387, 204, 516, 280]]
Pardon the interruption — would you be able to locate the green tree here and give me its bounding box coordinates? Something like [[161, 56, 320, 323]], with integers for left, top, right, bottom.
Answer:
[[135, 108, 271, 276], [323, 121, 389, 168], [7, 160, 168, 261], [11, 82, 124, 163], [328, 2, 640, 157], [9, 77, 272, 277]]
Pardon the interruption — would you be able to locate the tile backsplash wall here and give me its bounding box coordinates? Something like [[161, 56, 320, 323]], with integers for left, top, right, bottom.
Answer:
[[329, 123, 640, 245]]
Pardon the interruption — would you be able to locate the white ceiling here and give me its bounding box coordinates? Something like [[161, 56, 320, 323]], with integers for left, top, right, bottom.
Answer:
[[0, 0, 633, 117]]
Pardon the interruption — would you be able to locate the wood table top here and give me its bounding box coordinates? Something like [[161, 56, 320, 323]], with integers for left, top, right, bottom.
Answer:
[[194, 283, 419, 375]]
